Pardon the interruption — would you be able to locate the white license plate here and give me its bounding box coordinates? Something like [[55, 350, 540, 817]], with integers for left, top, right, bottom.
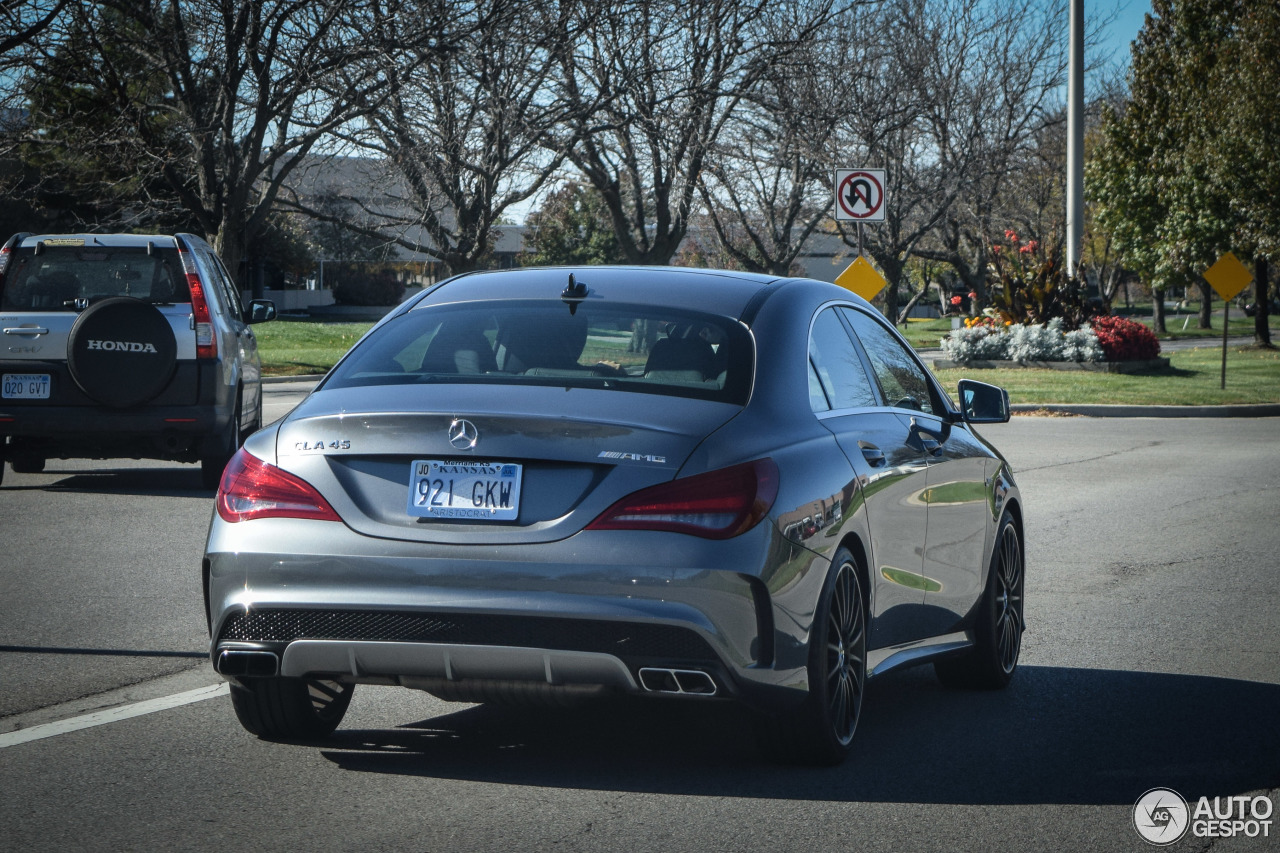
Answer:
[[2, 373, 50, 399], [407, 459, 522, 521]]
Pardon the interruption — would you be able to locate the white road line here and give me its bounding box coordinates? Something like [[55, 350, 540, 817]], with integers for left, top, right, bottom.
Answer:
[[0, 683, 229, 749]]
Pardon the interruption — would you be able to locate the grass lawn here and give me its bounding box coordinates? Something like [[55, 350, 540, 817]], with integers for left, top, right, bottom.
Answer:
[[931, 345, 1280, 406], [899, 317, 957, 349], [256, 319, 374, 376], [1139, 314, 1273, 341]]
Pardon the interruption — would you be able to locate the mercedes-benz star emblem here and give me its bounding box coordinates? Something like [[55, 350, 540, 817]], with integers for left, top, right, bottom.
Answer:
[[448, 418, 479, 450]]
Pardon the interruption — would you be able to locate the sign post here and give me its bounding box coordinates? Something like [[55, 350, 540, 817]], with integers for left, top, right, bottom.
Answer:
[[1203, 252, 1254, 389], [834, 168, 888, 303], [835, 168, 886, 257]]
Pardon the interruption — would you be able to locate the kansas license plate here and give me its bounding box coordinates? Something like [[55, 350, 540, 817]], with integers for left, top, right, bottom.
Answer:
[[2, 373, 50, 399], [407, 459, 522, 520]]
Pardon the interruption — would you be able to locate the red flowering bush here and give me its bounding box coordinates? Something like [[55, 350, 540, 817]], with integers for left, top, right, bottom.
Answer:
[[1091, 315, 1161, 361]]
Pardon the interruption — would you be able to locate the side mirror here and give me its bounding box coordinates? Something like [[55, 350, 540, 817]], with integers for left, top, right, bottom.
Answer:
[[246, 299, 276, 324], [957, 379, 1010, 424]]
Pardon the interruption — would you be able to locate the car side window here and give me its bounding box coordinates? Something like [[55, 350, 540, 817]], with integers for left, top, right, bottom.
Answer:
[[808, 360, 830, 411], [204, 249, 245, 320], [808, 307, 879, 412], [213, 254, 246, 319], [840, 307, 935, 415]]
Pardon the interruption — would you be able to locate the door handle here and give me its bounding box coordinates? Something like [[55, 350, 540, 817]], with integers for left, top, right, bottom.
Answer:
[[858, 442, 886, 467], [909, 417, 945, 457], [4, 327, 49, 336]]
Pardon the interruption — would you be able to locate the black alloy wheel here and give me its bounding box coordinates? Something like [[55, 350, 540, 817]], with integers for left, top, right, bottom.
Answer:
[[935, 510, 1024, 689], [824, 560, 866, 746], [992, 521, 1024, 675], [757, 548, 866, 766]]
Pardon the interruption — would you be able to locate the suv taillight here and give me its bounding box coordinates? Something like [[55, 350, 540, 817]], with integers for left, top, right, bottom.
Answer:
[[0, 244, 11, 293], [587, 459, 779, 539], [177, 243, 217, 359], [216, 447, 341, 523]]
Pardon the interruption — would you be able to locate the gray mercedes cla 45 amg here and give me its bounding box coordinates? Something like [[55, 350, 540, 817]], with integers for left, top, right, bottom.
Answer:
[[204, 266, 1023, 765]]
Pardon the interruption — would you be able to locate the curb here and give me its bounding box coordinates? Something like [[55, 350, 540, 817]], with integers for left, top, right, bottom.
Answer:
[[1012, 403, 1280, 418], [262, 374, 326, 384]]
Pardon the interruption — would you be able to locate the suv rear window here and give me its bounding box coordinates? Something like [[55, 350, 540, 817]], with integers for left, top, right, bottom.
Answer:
[[0, 245, 189, 310], [323, 300, 753, 404]]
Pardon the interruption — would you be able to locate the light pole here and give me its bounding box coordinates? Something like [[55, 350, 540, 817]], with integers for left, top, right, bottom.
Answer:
[[1066, 0, 1085, 280]]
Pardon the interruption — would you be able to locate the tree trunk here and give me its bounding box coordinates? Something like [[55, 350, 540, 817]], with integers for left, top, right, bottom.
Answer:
[[213, 227, 246, 293], [1152, 286, 1167, 334], [1257, 256, 1273, 347], [1199, 280, 1212, 329]]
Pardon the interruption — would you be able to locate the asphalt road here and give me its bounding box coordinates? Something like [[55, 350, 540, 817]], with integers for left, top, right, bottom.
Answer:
[[1, 392, 1277, 852]]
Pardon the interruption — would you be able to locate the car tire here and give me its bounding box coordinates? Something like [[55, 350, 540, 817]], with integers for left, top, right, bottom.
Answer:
[[67, 297, 178, 408], [756, 548, 866, 766], [10, 454, 45, 474], [934, 511, 1024, 690], [201, 394, 242, 490], [229, 677, 354, 740]]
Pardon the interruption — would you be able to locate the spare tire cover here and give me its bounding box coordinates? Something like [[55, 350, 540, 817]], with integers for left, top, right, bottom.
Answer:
[[67, 297, 179, 408]]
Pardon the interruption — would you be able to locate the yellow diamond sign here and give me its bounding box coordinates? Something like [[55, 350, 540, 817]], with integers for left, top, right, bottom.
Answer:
[[835, 255, 887, 302], [1203, 252, 1253, 301]]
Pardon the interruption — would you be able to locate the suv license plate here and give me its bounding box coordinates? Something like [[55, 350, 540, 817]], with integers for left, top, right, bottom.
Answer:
[[407, 459, 522, 521], [2, 374, 50, 399]]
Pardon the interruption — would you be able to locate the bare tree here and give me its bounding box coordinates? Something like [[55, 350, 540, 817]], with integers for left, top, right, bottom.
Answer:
[[912, 0, 1126, 313], [694, 8, 849, 276], [824, 0, 1067, 323], [14, 0, 431, 290], [306, 0, 579, 276], [0, 0, 69, 67], [555, 0, 834, 266]]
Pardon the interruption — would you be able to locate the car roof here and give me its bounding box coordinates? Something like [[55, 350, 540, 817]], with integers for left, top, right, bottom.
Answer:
[[13, 234, 186, 249], [416, 266, 788, 320]]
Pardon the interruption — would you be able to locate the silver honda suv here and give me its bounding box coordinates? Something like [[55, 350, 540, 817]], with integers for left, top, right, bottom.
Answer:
[[0, 232, 276, 488]]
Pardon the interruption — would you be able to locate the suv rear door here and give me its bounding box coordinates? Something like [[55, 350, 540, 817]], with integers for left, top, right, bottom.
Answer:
[[0, 236, 197, 406]]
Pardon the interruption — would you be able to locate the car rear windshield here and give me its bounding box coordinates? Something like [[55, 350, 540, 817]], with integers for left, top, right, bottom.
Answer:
[[0, 244, 189, 311], [323, 300, 753, 404]]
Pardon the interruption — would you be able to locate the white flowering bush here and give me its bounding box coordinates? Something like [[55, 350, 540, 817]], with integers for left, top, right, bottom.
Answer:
[[940, 326, 1009, 361], [942, 318, 1105, 364]]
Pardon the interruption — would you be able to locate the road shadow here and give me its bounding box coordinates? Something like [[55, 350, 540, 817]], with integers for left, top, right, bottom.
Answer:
[[318, 665, 1280, 805], [2, 466, 210, 497]]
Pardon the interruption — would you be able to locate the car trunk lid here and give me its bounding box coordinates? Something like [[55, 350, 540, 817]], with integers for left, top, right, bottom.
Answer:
[[272, 384, 741, 544]]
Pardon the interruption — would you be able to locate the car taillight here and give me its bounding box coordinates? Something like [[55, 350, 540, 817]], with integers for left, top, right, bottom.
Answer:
[[0, 245, 11, 294], [587, 459, 779, 540], [216, 447, 341, 523], [176, 243, 217, 359]]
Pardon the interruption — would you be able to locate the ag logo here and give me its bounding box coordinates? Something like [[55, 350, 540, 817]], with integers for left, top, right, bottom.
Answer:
[[1134, 788, 1190, 845]]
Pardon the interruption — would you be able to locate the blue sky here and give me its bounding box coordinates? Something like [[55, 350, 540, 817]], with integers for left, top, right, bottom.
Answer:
[[1093, 0, 1152, 69]]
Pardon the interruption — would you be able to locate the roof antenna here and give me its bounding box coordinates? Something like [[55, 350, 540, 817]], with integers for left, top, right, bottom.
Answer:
[[561, 273, 588, 315]]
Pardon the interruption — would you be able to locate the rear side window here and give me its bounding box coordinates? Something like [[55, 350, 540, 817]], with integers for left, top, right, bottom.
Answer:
[[809, 307, 879, 412], [0, 245, 189, 310], [324, 300, 753, 404], [841, 307, 936, 415]]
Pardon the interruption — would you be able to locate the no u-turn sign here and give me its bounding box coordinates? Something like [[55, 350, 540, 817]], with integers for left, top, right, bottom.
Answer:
[[835, 168, 886, 221]]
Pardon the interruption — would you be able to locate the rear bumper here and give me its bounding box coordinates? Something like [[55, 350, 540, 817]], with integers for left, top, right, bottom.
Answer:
[[205, 517, 824, 712], [0, 361, 235, 461], [1, 402, 233, 461]]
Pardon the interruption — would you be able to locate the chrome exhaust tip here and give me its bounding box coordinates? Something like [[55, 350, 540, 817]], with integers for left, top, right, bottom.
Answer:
[[216, 649, 280, 677], [638, 667, 717, 696]]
